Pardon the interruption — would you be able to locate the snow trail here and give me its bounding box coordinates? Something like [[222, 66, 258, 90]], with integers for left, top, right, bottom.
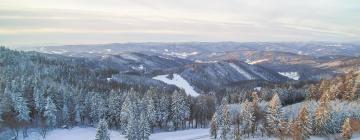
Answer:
[[229, 63, 253, 80], [153, 74, 200, 96]]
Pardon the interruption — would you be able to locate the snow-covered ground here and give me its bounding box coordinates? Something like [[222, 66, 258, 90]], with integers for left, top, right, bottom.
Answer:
[[20, 127, 360, 140], [278, 72, 300, 80], [153, 74, 200, 96], [20, 127, 209, 140], [247, 59, 269, 65]]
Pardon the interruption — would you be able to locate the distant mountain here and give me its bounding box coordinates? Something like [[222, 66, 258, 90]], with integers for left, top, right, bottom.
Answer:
[[157, 60, 290, 92], [24, 42, 360, 57]]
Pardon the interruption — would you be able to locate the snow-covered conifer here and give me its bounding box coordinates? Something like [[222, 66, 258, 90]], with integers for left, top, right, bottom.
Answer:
[[221, 105, 231, 140], [171, 90, 190, 130], [139, 112, 151, 140], [44, 96, 57, 128], [95, 119, 110, 140], [266, 93, 283, 136], [242, 99, 255, 137]]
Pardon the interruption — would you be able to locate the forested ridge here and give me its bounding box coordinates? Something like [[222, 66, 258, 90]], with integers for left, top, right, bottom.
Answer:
[[1, 47, 360, 140]]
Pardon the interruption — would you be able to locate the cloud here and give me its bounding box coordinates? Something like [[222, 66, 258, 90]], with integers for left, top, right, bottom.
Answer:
[[0, 0, 359, 47]]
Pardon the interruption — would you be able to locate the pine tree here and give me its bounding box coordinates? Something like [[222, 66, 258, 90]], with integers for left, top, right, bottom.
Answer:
[[266, 93, 284, 137], [90, 93, 108, 123], [126, 101, 140, 140], [171, 90, 190, 130], [342, 118, 352, 140], [144, 90, 156, 129], [62, 103, 69, 126], [120, 93, 131, 133], [210, 113, 218, 139], [95, 119, 110, 140], [221, 105, 231, 140], [291, 104, 312, 140], [216, 97, 228, 127], [242, 99, 255, 137], [155, 94, 170, 128], [34, 87, 45, 113], [108, 91, 123, 128], [44, 96, 57, 128], [315, 92, 331, 135], [139, 112, 151, 140]]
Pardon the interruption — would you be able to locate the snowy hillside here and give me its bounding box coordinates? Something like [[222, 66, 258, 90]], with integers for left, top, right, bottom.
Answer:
[[278, 72, 300, 80], [153, 74, 200, 96]]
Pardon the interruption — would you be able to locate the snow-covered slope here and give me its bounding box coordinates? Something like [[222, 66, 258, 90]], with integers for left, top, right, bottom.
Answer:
[[278, 72, 300, 80], [21, 127, 209, 140], [229, 63, 254, 80], [153, 74, 200, 96], [177, 61, 289, 91], [20, 127, 360, 140]]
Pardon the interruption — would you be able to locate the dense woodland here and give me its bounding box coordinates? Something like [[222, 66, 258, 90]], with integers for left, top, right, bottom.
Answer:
[[0, 47, 360, 140]]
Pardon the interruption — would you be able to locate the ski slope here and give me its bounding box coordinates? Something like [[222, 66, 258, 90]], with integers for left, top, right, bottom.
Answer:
[[229, 63, 253, 80], [153, 74, 200, 96], [278, 72, 300, 80], [21, 127, 210, 140]]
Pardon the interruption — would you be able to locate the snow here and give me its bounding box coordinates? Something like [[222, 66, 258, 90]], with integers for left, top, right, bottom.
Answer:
[[105, 49, 112, 52], [153, 74, 200, 96], [247, 59, 268, 65], [164, 52, 198, 59], [254, 87, 262, 91], [106, 77, 112, 82], [50, 50, 67, 54], [20, 127, 210, 140], [21, 127, 360, 140], [278, 72, 300, 80], [229, 63, 253, 80], [131, 65, 144, 70], [21, 127, 124, 140]]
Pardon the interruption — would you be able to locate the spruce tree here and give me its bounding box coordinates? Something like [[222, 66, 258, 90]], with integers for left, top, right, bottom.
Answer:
[[221, 105, 231, 140], [242, 99, 255, 137], [171, 90, 190, 130], [144, 90, 156, 130], [266, 93, 283, 136], [139, 112, 151, 140], [95, 119, 110, 140], [44, 96, 57, 128]]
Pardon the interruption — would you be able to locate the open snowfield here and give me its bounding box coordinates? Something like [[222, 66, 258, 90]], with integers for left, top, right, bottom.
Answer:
[[278, 72, 300, 80], [19, 127, 360, 140], [153, 74, 200, 96], [20, 127, 210, 140]]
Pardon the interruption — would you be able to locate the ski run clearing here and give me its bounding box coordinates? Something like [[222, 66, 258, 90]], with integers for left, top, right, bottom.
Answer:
[[229, 63, 254, 80], [20, 127, 360, 140], [153, 74, 200, 96], [278, 72, 300, 80], [20, 127, 210, 140]]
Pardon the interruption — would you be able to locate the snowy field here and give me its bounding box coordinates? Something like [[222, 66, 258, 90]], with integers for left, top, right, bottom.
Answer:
[[20, 127, 210, 140], [153, 74, 200, 96], [19, 127, 360, 140], [278, 72, 300, 80]]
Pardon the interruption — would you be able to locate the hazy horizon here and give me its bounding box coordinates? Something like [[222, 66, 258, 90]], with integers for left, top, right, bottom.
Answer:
[[1, 0, 360, 47]]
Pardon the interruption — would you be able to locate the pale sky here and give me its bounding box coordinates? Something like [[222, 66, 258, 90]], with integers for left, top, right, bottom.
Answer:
[[0, 0, 359, 47]]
